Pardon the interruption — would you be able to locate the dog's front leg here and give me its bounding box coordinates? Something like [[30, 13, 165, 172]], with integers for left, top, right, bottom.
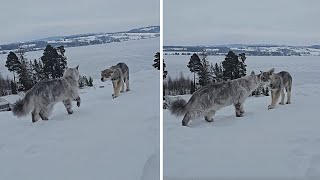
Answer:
[[234, 103, 243, 117], [63, 99, 74, 114], [112, 80, 121, 98], [69, 89, 81, 107], [268, 90, 280, 110]]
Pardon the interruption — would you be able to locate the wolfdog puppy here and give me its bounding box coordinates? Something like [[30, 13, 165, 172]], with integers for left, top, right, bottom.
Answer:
[[260, 68, 292, 109], [12, 66, 81, 123], [170, 71, 269, 126], [101, 62, 130, 98]]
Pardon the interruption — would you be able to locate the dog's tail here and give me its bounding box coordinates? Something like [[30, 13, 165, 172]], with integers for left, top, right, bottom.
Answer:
[[12, 92, 34, 117], [169, 97, 194, 117]]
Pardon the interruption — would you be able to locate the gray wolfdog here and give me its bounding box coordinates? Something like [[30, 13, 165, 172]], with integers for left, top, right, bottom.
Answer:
[[101, 62, 130, 98], [169, 71, 269, 126], [12, 66, 81, 123], [260, 68, 292, 109]]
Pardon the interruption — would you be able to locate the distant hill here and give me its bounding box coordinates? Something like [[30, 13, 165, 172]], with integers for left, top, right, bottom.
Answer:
[[309, 45, 320, 49], [0, 26, 160, 53], [163, 44, 320, 56], [126, 26, 160, 33]]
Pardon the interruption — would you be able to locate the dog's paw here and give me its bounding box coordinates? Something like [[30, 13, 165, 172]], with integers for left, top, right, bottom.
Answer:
[[236, 114, 243, 117], [75, 97, 81, 107], [268, 105, 274, 110], [112, 94, 118, 99], [68, 110, 74, 115], [279, 102, 285, 105], [286, 101, 291, 104], [182, 121, 189, 127]]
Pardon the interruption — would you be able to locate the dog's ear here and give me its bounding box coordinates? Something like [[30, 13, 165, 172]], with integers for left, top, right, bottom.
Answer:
[[76, 65, 79, 70], [268, 68, 274, 75], [258, 73, 262, 79], [251, 71, 255, 75]]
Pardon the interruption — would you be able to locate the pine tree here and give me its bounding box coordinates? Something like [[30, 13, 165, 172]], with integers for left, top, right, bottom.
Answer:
[[238, 53, 247, 78], [16, 47, 33, 91], [41, 45, 67, 79], [88, 76, 94, 87], [10, 81, 17, 94], [212, 62, 223, 80], [5, 51, 20, 83], [153, 52, 167, 79], [197, 49, 212, 87], [187, 53, 201, 91], [163, 59, 168, 79], [29, 60, 36, 85], [33, 59, 44, 81], [85, 76, 89, 86], [190, 81, 195, 94], [78, 76, 85, 88], [152, 52, 160, 70], [56, 46, 67, 77], [162, 57, 168, 99], [222, 51, 247, 80]]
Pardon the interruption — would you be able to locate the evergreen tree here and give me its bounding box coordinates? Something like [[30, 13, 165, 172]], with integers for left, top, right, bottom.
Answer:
[[41, 45, 67, 79], [222, 51, 247, 80], [238, 53, 247, 78], [212, 62, 223, 79], [197, 49, 212, 87], [10, 81, 17, 94], [88, 76, 94, 87], [163, 59, 168, 98], [78, 76, 85, 88], [187, 53, 201, 91], [5, 51, 20, 83], [190, 81, 195, 94], [0, 76, 15, 96], [16, 47, 33, 91], [163, 59, 168, 79], [29, 60, 36, 85], [152, 52, 160, 70], [17, 59, 33, 90], [33, 59, 44, 81], [153, 52, 167, 79], [85, 76, 89, 85]]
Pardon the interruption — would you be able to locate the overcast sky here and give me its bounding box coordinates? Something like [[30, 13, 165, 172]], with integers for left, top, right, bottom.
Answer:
[[0, 0, 159, 44], [164, 0, 320, 46]]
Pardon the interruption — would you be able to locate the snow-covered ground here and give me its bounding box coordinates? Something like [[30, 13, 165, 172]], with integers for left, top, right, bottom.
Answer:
[[164, 55, 320, 179], [0, 38, 160, 180]]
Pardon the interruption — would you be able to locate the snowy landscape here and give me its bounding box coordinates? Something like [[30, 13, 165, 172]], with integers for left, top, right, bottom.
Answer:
[[164, 55, 320, 179], [0, 26, 159, 53], [0, 38, 160, 180]]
